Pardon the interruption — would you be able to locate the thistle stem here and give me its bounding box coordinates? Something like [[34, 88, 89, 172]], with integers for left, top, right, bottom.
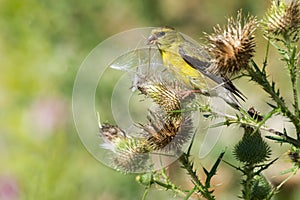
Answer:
[[283, 34, 300, 139], [242, 165, 255, 200], [153, 180, 187, 196], [179, 153, 215, 200], [210, 109, 300, 147], [142, 188, 149, 200], [248, 60, 300, 139], [287, 47, 300, 139]]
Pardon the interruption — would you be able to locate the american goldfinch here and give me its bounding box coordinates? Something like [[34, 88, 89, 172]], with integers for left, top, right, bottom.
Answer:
[[147, 26, 245, 109]]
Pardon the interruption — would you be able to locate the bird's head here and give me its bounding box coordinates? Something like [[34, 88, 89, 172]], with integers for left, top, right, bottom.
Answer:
[[147, 26, 182, 50]]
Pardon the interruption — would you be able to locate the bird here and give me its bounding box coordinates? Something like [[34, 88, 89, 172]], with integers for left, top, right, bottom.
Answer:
[[147, 26, 245, 110]]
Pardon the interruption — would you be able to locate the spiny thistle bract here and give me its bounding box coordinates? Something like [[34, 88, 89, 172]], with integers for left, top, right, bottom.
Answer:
[[138, 82, 180, 114], [250, 175, 272, 200], [141, 110, 194, 152], [99, 124, 151, 172], [99, 123, 128, 153], [137, 79, 193, 119], [263, 0, 300, 36], [137, 79, 195, 152], [206, 10, 257, 77], [233, 126, 271, 165], [99, 78, 195, 172]]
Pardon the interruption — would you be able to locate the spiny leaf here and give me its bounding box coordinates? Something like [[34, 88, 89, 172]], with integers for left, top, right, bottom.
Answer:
[[205, 151, 226, 188], [267, 102, 277, 109], [265, 135, 286, 143], [256, 157, 279, 175]]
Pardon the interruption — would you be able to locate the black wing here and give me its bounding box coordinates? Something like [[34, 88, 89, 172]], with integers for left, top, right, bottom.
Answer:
[[178, 47, 246, 101]]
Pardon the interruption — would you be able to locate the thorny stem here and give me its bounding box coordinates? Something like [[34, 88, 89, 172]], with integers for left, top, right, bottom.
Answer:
[[153, 179, 187, 196], [290, 61, 300, 130], [243, 165, 255, 200], [209, 109, 300, 147], [143, 153, 216, 199], [265, 127, 300, 147], [284, 38, 300, 139], [248, 60, 300, 139], [179, 153, 215, 200], [150, 169, 189, 196], [224, 162, 256, 200]]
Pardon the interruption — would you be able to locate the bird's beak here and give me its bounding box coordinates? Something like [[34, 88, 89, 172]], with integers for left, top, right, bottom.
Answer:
[[147, 34, 157, 45]]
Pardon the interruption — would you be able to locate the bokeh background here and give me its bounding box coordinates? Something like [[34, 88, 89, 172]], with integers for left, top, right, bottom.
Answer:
[[1, 0, 300, 199]]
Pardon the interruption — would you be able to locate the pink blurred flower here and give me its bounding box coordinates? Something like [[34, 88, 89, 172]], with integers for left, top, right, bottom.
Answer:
[[0, 176, 19, 200]]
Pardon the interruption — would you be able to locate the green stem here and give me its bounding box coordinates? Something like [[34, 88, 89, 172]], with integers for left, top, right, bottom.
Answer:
[[152, 169, 188, 196], [179, 153, 215, 200], [211, 109, 300, 147], [142, 187, 149, 200], [249, 60, 300, 138], [183, 186, 197, 200], [153, 180, 187, 196], [243, 165, 255, 200], [290, 64, 299, 119], [284, 35, 300, 139], [288, 52, 300, 139]]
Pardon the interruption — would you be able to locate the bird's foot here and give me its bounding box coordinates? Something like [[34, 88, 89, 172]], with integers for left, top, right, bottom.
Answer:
[[178, 89, 202, 99]]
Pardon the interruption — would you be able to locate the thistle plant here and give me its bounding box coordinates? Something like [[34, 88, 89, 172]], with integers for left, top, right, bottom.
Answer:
[[206, 10, 257, 77], [97, 0, 300, 199]]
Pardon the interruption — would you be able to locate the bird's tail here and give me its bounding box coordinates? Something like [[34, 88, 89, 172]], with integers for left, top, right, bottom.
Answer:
[[221, 90, 243, 110], [209, 86, 243, 110]]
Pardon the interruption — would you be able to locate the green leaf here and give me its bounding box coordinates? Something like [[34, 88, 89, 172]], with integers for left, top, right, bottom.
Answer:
[[205, 151, 225, 188]]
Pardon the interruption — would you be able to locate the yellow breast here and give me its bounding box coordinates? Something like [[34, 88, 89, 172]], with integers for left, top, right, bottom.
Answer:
[[161, 51, 207, 89]]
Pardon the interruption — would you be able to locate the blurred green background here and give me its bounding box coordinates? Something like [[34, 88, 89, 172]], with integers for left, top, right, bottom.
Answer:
[[1, 0, 299, 199]]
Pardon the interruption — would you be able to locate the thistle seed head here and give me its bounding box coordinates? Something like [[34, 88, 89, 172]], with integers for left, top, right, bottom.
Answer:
[[142, 110, 194, 152], [206, 11, 257, 77], [138, 82, 181, 114], [263, 0, 300, 36]]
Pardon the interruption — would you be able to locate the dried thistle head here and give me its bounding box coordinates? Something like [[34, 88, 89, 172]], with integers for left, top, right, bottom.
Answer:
[[99, 124, 128, 152], [141, 110, 194, 152], [263, 0, 300, 36], [137, 79, 194, 119], [98, 76, 195, 171], [206, 11, 257, 77], [99, 124, 148, 154], [99, 113, 194, 172], [138, 82, 181, 112], [112, 137, 151, 172], [99, 123, 151, 172], [136, 78, 194, 152]]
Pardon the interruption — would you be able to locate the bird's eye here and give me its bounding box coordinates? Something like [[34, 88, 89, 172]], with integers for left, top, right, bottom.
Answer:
[[156, 31, 166, 37]]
